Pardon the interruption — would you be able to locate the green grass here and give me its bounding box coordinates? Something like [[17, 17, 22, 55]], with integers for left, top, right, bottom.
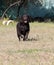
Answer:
[[7, 48, 54, 54]]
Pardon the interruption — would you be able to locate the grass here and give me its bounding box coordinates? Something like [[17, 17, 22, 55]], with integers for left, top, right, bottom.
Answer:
[[0, 20, 54, 65], [7, 48, 54, 54], [30, 22, 54, 27]]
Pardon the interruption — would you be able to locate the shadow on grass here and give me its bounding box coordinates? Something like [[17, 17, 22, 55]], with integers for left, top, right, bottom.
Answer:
[[26, 38, 39, 41]]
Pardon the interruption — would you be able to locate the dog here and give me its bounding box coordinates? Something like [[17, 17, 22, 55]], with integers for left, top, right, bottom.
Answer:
[[16, 15, 30, 41]]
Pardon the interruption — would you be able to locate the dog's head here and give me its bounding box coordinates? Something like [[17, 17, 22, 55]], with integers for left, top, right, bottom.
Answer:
[[22, 14, 29, 23]]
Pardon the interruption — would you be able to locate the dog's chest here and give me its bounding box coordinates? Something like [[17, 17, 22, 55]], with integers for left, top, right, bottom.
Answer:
[[20, 25, 28, 31], [19, 24, 28, 34]]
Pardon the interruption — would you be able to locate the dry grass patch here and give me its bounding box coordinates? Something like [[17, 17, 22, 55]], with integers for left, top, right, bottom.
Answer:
[[0, 22, 54, 65]]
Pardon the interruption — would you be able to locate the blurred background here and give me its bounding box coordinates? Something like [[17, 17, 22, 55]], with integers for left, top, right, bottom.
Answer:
[[0, 0, 54, 21]]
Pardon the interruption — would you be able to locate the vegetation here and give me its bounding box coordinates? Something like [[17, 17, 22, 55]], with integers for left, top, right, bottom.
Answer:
[[0, 22, 54, 65], [0, 0, 44, 19]]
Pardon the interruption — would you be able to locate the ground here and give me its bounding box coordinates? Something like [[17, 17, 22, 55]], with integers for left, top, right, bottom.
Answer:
[[0, 22, 54, 65]]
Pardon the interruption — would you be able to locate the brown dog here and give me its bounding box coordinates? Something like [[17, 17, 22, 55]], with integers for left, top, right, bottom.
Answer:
[[16, 15, 30, 41]]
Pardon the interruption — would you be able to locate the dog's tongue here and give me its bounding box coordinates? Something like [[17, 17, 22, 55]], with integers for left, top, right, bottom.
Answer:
[[24, 21, 27, 23]]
